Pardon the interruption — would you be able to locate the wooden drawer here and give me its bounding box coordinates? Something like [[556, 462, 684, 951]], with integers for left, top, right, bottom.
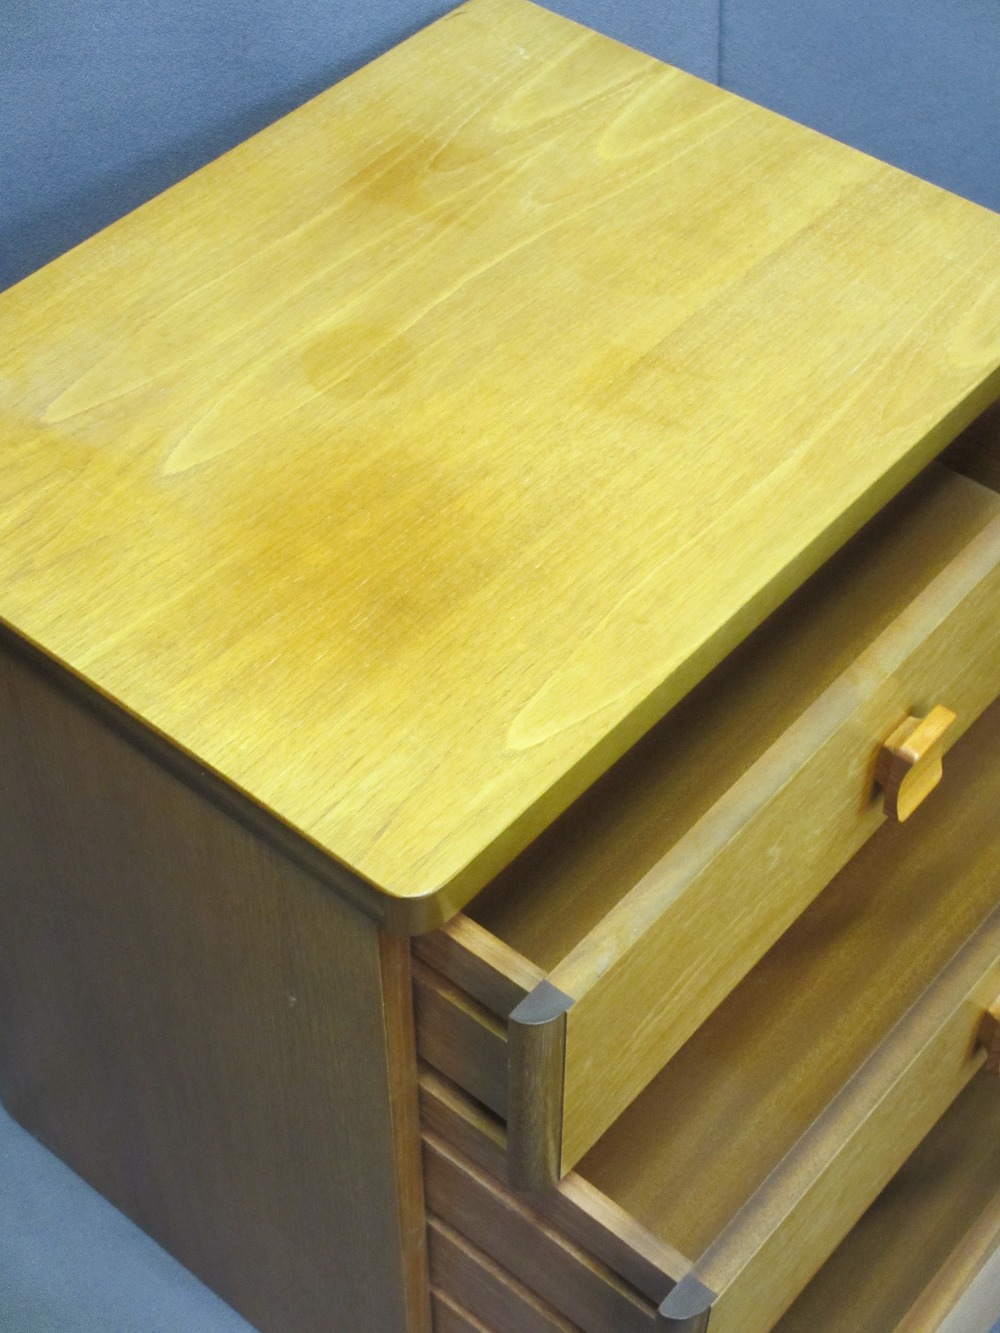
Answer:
[[775, 1071, 1000, 1333], [431, 1289, 491, 1333], [428, 1072, 1000, 1333], [420, 1116, 678, 1333], [416, 463, 1000, 1186], [428, 1216, 583, 1333], [422, 693, 1000, 1332]]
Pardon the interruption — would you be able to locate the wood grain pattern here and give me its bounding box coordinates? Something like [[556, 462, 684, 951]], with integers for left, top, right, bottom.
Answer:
[[429, 1216, 581, 1333], [423, 1132, 661, 1333], [775, 1072, 1000, 1333], [413, 915, 543, 1017], [573, 696, 1000, 1332], [448, 468, 1000, 1175], [468, 465, 999, 971], [555, 484, 1000, 1170], [413, 960, 509, 1116], [382, 934, 435, 1333], [3, 1, 1000, 925], [895, 1197, 1000, 1333], [418, 1067, 684, 1304], [432, 1288, 495, 1333], [426, 469, 1000, 1178], [876, 705, 957, 822], [0, 639, 426, 1333], [697, 922, 1000, 1333], [581, 694, 1000, 1252], [506, 981, 572, 1190]]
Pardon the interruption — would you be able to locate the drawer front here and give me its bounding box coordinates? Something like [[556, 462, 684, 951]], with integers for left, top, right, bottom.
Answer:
[[415, 963, 509, 1117], [429, 1216, 581, 1333], [425, 912, 1000, 1333], [422, 696, 1000, 1333], [660, 917, 1000, 1333], [418, 1065, 685, 1307], [432, 1289, 491, 1333], [774, 1074, 1000, 1333], [423, 1132, 664, 1333], [506, 505, 1000, 1185]]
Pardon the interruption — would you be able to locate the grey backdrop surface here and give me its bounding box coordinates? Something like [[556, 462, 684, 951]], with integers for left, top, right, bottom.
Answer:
[[0, 0, 719, 292], [1, 1, 999, 1330], [721, 0, 1000, 215]]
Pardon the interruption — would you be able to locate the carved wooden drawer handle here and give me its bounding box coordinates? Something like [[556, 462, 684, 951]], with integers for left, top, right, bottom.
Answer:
[[875, 705, 957, 822], [978, 997, 1000, 1076]]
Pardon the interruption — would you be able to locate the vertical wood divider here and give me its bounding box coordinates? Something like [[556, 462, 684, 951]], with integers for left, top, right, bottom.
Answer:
[[507, 981, 574, 1191]]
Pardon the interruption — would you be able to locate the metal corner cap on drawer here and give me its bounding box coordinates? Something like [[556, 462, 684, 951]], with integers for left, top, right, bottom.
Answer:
[[658, 1274, 717, 1331], [506, 981, 574, 1192], [509, 979, 575, 1027]]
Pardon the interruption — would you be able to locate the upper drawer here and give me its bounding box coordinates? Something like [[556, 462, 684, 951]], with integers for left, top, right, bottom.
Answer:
[[424, 691, 1000, 1333], [416, 461, 1000, 1187]]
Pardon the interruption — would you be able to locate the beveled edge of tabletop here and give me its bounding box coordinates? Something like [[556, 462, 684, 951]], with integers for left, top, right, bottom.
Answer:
[[6, 371, 1000, 937], [6, 0, 1000, 932]]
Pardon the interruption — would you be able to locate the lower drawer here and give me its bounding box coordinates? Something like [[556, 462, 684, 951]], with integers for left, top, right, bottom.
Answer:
[[432, 1073, 1000, 1333], [429, 1216, 583, 1333], [424, 694, 1000, 1333], [431, 1289, 490, 1333], [776, 1071, 1000, 1333], [416, 463, 1000, 1187]]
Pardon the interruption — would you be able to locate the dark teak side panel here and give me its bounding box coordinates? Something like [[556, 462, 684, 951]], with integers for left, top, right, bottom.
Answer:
[[0, 638, 428, 1333]]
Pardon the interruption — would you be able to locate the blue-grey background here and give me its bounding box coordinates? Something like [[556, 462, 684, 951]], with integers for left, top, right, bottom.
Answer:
[[4, 0, 1000, 296], [1, 1, 999, 1329]]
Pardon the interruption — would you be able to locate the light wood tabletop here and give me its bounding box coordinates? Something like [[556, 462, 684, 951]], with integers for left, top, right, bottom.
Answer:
[[3, 0, 1000, 926]]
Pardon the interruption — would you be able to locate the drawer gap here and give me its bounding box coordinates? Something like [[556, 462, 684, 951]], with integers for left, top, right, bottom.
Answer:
[[419, 1063, 689, 1305], [464, 467, 1000, 975], [775, 1071, 1000, 1332], [579, 695, 1000, 1257], [417, 462, 1000, 1185], [945, 397, 1000, 497]]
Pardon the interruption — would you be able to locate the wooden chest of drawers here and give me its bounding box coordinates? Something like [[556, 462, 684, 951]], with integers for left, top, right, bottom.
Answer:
[[3, 3, 1000, 1331]]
